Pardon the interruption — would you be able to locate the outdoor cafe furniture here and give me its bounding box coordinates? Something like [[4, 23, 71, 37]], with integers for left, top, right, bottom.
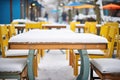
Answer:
[[11, 19, 29, 34], [0, 25, 38, 77], [76, 23, 102, 33], [8, 29, 107, 80], [70, 21, 80, 32], [14, 24, 25, 32], [0, 58, 27, 80], [71, 23, 118, 76], [11, 19, 34, 34], [90, 40, 120, 80], [42, 23, 68, 58], [42, 24, 67, 29]]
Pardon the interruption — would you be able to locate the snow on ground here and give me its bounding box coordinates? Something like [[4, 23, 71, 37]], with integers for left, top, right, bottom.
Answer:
[[35, 50, 76, 80]]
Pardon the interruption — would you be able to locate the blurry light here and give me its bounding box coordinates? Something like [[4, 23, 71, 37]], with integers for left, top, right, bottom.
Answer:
[[60, 3, 64, 7], [32, 3, 35, 6]]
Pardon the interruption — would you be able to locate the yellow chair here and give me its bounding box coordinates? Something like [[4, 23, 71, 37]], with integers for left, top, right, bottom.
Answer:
[[38, 21, 50, 59], [0, 25, 38, 77], [69, 21, 81, 64], [88, 22, 119, 58], [100, 24, 110, 39], [0, 24, 34, 79], [105, 22, 119, 51], [72, 24, 118, 76], [69, 21, 96, 75], [90, 37, 120, 80], [116, 30, 120, 57], [104, 22, 119, 38], [11, 21, 25, 34], [25, 22, 45, 61], [72, 22, 118, 63], [0, 58, 28, 80], [25, 22, 40, 32], [88, 24, 110, 59], [69, 21, 80, 62], [70, 21, 80, 32], [84, 21, 97, 34], [104, 22, 119, 37], [116, 39, 120, 57]]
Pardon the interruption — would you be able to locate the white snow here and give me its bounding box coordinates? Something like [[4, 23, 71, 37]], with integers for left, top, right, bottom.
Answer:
[[9, 29, 108, 43]]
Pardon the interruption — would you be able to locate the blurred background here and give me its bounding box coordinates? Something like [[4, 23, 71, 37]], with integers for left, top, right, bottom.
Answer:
[[0, 0, 120, 24]]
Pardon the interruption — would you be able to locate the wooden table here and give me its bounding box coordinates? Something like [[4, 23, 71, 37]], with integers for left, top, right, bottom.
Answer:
[[8, 29, 108, 80], [42, 24, 66, 29], [14, 24, 25, 34], [42, 24, 67, 54]]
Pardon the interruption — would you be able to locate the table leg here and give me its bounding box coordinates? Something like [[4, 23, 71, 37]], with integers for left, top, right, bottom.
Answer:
[[76, 50, 89, 80], [17, 29, 20, 34], [78, 28, 81, 33], [27, 50, 35, 80]]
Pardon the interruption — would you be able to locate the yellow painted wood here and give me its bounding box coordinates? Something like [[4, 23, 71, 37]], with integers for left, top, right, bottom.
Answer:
[[0, 25, 39, 77], [70, 21, 80, 32], [84, 21, 97, 34], [72, 22, 118, 76]]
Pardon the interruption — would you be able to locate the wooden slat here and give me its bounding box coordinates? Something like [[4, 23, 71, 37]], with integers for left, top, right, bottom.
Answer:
[[9, 42, 107, 49], [42, 25, 66, 29]]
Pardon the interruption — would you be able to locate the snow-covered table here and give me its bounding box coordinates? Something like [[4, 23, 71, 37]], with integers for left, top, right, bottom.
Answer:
[[8, 29, 108, 80], [14, 24, 25, 29], [42, 24, 67, 29], [13, 24, 25, 34]]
